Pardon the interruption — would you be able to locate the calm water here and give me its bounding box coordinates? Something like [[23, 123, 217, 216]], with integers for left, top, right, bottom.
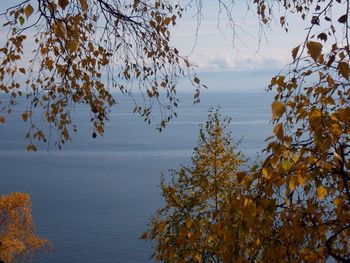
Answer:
[[0, 92, 273, 262]]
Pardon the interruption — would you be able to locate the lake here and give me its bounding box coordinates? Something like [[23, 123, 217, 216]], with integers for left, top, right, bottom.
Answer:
[[0, 92, 273, 262]]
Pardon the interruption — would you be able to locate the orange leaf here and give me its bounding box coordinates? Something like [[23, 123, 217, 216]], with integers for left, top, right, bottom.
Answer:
[[339, 62, 349, 80], [139, 231, 148, 240], [289, 176, 298, 191], [292, 45, 300, 61], [24, 4, 34, 18], [58, 0, 69, 10], [307, 41, 323, 61], [271, 101, 286, 120], [317, 185, 327, 200], [79, 0, 88, 11], [26, 144, 37, 152], [309, 109, 322, 129], [273, 123, 284, 140], [22, 112, 28, 122]]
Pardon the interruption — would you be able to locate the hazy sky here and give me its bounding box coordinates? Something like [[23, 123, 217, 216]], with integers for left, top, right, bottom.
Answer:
[[171, 1, 309, 72], [0, 1, 312, 92], [169, 1, 311, 92]]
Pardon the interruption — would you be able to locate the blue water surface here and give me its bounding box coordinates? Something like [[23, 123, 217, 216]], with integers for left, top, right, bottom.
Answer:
[[0, 92, 273, 262]]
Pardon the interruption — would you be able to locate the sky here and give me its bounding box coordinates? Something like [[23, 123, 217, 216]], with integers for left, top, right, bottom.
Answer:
[[0, 0, 312, 92], [171, 1, 309, 72], [169, 1, 311, 92]]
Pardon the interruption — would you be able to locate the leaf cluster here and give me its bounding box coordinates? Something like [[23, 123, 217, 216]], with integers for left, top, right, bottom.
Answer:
[[0, 192, 49, 262], [146, 1, 350, 261], [0, 0, 204, 149]]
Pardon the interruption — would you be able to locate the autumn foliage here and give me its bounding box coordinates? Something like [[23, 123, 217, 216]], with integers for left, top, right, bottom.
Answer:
[[144, 0, 350, 262], [144, 109, 276, 262], [0, 0, 350, 262], [0, 0, 202, 149], [0, 193, 49, 262], [146, 104, 349, 261]]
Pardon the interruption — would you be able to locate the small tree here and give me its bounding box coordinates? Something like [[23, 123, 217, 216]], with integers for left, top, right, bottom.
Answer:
[[147, 104, 350, 262], [0, 192, 49, 262], [144, 109, 276, 262]]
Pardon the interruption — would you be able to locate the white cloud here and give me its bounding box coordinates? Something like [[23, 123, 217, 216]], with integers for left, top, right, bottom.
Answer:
[[185, 50, 290, 72]]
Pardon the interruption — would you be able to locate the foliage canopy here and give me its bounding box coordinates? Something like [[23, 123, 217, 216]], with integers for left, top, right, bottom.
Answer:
[[0, 192, 49, 262], [146, 101, 350, 261], [145, 109, 275, 262], [0, 0, 350, 262], [144, 0, 350, 262], [0, 0, 204, 149]]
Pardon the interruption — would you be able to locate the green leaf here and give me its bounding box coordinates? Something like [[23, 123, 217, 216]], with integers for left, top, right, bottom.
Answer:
[[18, 16, 25, 25]]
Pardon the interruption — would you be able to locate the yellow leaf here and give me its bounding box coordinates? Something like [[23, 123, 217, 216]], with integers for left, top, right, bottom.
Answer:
[[307, 41, 323, 61], [163, 237, 170, 244], [277, 76, 285, 87], [67, 40, 79, 52], [24, 4, 34, 18], [194, 253, 202, 262], [262, 167, 271, 178], [22, 112, 28, 122], [80, 0, 88, 11], [185, 219, 192, 229], [256, 238, 261, 245], [317, 185, 327, 200], [339, 62, 349, 80], [289, 176, 298, 191], [26, 144, 37, 152], [331, 124, 342, 138], [309, 109, 322, 129], [273, 123, 284, 140], [271, 101, 286, 120], [96, 125, 104, 135], [53, 22, 67, 39], [157, 222, 166, 232], [47, 2, 57, 12], [338, 108, 350, 122], [333, 151, 342, 162], [292, 45, 300, 61], [163, 17, 171, 25], [327, 75, 335, 85], [0, 193, 49, 262], [46, 59, 54, 71], [291, 153, 298, 163], [244, 198, 253, 207], [333, 198, 342, 207], [297, 175, 306, 187], [282, 160, 292, 172]]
